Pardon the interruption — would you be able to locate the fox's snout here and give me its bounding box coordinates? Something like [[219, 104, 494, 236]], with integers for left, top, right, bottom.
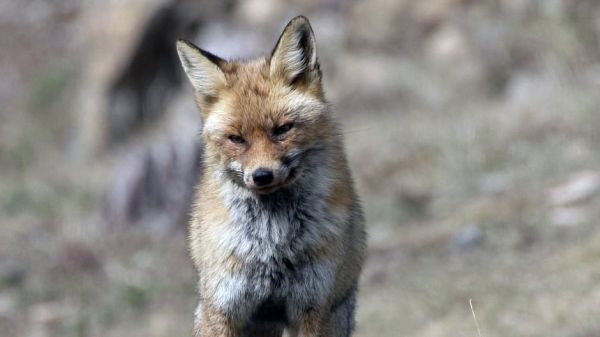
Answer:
[[251, 168, 274, 186], [242, 162, 294, 192]]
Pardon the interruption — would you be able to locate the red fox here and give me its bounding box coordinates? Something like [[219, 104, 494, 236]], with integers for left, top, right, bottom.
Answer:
[[176, 16, 366, 337]]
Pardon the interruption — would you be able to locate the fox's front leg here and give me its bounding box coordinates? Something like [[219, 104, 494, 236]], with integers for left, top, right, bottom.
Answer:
[[289, 287, 358, 337], [287, 309, 325, 337], [319, 287, 357, 337], [194, 304, 239, 337]]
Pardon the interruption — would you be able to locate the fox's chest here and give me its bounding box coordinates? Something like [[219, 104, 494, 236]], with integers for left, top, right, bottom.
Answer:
[[223, 193, 335, 263], [208, 248, 337, 324], [204, 195, 340, 323]]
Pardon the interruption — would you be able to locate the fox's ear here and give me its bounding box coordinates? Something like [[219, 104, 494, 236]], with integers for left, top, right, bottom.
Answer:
[[270, 16, 320, 87], [176, 39, 227, 96]]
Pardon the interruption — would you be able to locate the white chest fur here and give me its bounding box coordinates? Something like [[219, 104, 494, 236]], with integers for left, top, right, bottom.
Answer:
[[204, 180, 342, 323]]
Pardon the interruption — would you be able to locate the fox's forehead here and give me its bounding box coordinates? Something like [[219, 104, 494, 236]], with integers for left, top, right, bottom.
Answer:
[[203, 59, 324, 134], [204, 90, 322, 134], [220, 58, 271, 89]]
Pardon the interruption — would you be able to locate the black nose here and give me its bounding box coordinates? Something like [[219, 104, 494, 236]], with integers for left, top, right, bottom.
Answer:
[[252, 168, 274, 186]]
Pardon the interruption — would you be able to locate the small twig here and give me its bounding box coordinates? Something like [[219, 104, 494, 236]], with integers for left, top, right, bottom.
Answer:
[[469, 298, 482, 337]]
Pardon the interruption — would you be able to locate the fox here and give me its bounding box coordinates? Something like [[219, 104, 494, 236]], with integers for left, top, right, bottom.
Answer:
[[175, 16, 366, 337]]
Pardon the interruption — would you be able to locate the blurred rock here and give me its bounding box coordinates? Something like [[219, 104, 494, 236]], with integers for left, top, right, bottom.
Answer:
[[413, 0, 463, 28], [500, 0, 535, 18], [347, 0, 410, 48], [0, 292, 16, 317], [103, 94, 201, 229], [550, 206, 588, 227], [0, 316, 16, 337], [75, 0, 236, 156], [332, 54, 417, 111], [197, 21, 265, 59], [426, 24, 469, 63], [505, 72, 556, 107], [29, 301, 71, 325], [0, 294, 17, 337], [235, 0, 284, 26], [54, 241, 101, 273], [347, 0, 468, 51], [451, 225, 483, 252], [75, 0, 172, 157], [106, 1, 196, 144], [0, 261, 25, 288], [548, 170, 600, 206], [394, 182, 432, 218], [71, 1, 237, 229], [103, 137, 201, 229], [308, 11, 346, 56], [479, 172, 509, 194]]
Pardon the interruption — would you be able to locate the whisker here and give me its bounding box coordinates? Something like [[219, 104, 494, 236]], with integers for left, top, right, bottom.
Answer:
[[284, 147, 325, 167], [343, 127, 372, 134], [224, 168, 244, 178]]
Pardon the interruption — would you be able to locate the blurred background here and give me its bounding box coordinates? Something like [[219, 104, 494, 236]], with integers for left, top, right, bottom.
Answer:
[[2, 0, 600, 336]]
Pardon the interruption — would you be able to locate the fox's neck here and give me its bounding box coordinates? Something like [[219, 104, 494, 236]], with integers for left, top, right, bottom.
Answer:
[[217, 144, 335, 239], [218, 166, 338, 254]]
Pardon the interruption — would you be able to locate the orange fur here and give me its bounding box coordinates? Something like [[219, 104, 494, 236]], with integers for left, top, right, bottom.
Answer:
[[178, 16, 366, 337]]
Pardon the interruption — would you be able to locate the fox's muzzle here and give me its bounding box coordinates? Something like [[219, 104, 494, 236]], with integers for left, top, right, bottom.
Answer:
[[244, 164, 290, 192], [238, 154, 305, 194], [251, 168, 274, 186]]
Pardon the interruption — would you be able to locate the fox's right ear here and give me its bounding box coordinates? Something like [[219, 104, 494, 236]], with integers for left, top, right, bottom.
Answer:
[[270, 16, 320, 88], [176, 40, 227, 96]]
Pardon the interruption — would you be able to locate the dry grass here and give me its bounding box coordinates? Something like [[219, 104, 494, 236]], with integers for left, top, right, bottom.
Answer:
[[342, 74, 600, 336]]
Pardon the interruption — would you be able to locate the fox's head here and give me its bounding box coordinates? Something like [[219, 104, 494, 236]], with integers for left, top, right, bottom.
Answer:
[[176, 16, 335, 194]]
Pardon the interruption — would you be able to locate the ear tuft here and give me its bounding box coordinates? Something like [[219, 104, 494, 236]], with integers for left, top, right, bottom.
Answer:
[[176, 39, 227, 96], [270, 16, 319, 86]]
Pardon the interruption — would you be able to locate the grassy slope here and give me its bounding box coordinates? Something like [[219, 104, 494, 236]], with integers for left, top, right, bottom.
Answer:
[[348, 80, 600, 337]]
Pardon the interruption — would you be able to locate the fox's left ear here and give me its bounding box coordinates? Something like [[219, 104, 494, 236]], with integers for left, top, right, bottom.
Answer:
[[176, 39, 227, 98], [270, 16, 321, 88]]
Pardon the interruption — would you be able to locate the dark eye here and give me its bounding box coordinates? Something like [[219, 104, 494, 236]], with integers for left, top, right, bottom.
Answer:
[[273, 123, 294, 136], [228, 134, 245, 144]]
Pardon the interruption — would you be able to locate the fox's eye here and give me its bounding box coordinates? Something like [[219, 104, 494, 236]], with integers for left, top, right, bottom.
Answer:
[[273, 123, 294, 136], [228, 135, 246, 144]]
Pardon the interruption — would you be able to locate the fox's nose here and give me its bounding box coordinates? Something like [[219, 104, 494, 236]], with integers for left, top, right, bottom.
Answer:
[[252, 168, 274, 186]]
